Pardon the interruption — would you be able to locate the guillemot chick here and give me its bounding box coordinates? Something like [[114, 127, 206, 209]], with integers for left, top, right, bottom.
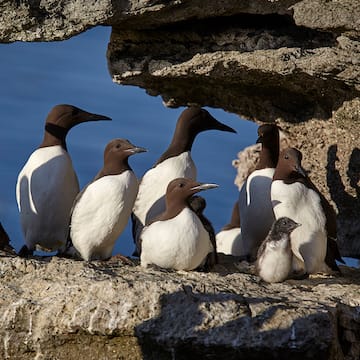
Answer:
[[16, 104, 111, 256], [256, 217, 300, 283]]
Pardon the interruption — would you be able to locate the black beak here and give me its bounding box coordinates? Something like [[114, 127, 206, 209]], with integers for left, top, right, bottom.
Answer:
[[207, 113, 236, 134], [295, 165, 307, 177], [79, 110, 112, 122]]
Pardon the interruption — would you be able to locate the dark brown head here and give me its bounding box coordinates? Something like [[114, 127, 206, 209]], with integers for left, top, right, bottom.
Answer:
[[165, 178, 218, 209], [99, 138, 147, 177], [256, 124, 280, 169], [178, 107, 236, 135], [273, 147, 307, 182], [45, 104, 111, 128], [257, 124, 279, 145], [40, 104, 111, 149], [156, 107, 236, 164]]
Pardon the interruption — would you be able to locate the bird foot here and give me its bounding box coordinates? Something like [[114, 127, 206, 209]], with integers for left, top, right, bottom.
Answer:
[[18, 245, 33, 258]]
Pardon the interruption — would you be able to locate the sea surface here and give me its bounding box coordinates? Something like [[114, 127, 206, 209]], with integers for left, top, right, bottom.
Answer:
[[0, 26, 257, 257], [0, 26, 357, 268]]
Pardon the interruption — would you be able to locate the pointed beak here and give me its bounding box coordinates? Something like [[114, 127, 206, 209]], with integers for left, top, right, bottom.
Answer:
[[208, 114, 236, 134], [256, 136, 262, 144], [80, 111, 112, 122], [294, 222, 302, 229], [190, 183, 219, 192], [295, 165, 307, 177], [127, 146, 147, 154]]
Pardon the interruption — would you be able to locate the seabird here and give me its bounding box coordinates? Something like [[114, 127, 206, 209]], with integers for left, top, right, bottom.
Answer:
[[271, 147, 344, 275], [140, 177, 218, 271], [0, 222, 15, 254], [16, 104, 111, 256], [216, 201, 242, 256], [237, 124, 279, 261], [69, 139, 146, 261], [256, 217, 301, 283], [132, 106, 236, 256]]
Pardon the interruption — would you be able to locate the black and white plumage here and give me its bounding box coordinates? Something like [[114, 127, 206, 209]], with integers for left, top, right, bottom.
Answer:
[[237, 124, 279, 261], [140, 178, 218, 271], [271, 147, 344, 275], [216, 201, 242, 256], [188, 195, 218, 267], [132, 107, 236, 256], [68, 139, 146, 261], [256, 217, 301, 283], [16, 104, 111, 256]]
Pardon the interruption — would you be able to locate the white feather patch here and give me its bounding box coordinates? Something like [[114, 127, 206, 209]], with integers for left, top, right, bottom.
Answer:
[[271, 180, 328, 273], [140, 208, 212, 270], [70, 171, 138, 261], [237, 168, 275, 257], [16, 146, 79, 251], [132, 151, 196, 240]]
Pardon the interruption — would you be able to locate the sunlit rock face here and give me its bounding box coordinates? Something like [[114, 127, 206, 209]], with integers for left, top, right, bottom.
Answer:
[[0, 256, 359, 360]]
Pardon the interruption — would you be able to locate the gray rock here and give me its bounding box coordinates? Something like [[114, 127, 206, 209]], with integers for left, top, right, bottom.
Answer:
[[0, 256, 359, 359]]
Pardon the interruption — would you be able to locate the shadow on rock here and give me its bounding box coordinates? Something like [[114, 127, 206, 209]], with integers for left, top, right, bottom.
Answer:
[[135, 287, 338, 360], [326, 145, 360, 258]]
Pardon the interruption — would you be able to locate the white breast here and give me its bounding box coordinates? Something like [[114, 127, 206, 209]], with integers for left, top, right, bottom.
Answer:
[[216, 228, 243, 256], [237, 168, 275, 258], [70, 171, 138, 261], [140, 207, 212, 271], [132, 152, 196, 240], [16, 146, 79, 251], [271, 180, 328, 273], [257, 238, 292, 283]]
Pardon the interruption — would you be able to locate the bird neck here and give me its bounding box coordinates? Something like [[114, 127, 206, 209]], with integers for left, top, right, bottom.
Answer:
[[99, 158, 131, 178], [162, 197, 188, 221], [273, 168, 305, 184], [39, 123, 69, 150], [156, 123, 196, 165], [256, 143, 279, 169]]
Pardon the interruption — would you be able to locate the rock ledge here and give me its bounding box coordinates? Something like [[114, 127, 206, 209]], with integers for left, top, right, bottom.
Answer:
[[0, 255, 359, 359]]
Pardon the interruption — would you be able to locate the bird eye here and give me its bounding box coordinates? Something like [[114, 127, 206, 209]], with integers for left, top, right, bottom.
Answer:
[[284, 155, 289, 160], [179, 182, 185, 188], [116, 144, 121, 149]]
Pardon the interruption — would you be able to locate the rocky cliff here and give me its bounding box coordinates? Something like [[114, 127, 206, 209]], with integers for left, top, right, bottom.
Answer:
[[0, 254, 359, 360], [1, 1, 360, 359]]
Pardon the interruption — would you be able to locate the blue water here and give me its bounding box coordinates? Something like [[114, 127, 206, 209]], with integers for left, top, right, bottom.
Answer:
[[0, 26, 258, 257]]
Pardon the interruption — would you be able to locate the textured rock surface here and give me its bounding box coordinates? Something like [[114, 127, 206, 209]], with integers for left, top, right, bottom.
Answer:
[[0, 254, 359, 360]]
